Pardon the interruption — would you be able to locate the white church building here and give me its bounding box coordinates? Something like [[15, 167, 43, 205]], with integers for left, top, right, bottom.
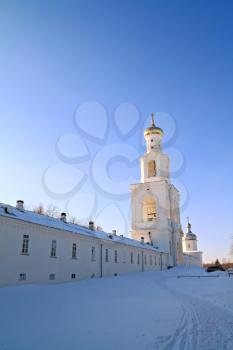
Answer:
[[0, 115, 202, 287], [131, 114, 202, 267]]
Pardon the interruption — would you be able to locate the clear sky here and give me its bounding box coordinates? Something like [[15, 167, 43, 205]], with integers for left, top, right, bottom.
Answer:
[[0, 0, 233, 262]]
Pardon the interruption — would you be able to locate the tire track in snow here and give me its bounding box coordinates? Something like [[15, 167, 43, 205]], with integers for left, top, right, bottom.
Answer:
[[146, 304, 187, 350], [152, 276, 233, 350], [188, 297, 233, 350]]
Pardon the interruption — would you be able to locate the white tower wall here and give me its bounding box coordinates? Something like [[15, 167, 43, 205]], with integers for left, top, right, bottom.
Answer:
[[131, 114, 184, 266]]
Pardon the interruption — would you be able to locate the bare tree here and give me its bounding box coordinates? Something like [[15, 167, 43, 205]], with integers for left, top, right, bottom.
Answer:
[[69, 216, 79, 224], [46, 204, 59, 218], [32, 203, 82, 226], [33, 204, 45, 215]]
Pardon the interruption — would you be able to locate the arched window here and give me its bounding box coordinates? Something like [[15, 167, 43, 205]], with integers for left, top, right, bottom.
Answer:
[[142, 196, 156, 222], [148, 160, 156, 177]]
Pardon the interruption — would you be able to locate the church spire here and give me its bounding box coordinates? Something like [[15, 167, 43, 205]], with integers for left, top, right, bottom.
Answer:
[[186, 217, 192, 234], [151, 112, 155, 127]]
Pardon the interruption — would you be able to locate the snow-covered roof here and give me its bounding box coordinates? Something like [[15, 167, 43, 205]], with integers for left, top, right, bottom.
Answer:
[[0, 202, 166, 253]]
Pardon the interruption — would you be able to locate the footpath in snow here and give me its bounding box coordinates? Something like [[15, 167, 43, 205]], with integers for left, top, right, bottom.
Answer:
[[0, 266, 233, 350]]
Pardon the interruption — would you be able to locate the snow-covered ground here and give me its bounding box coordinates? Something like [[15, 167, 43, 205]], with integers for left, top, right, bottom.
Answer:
[[0, 266, 233, 350]]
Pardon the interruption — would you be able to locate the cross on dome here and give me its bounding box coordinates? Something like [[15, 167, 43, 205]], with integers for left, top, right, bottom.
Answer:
[[144, 112, 164, 138], [151, 112, 155, 127], [186, 216, 192, 232]]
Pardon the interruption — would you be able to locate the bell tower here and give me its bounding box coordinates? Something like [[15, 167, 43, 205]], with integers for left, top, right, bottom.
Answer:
[[140, 114, 170, 183], [130, 113, 183, 266]]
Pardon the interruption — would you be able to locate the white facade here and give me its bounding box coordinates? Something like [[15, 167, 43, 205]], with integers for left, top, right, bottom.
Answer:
[[182, 222, 203, 266], [131, 114, 184, 266], [0, 203, 168, 287]]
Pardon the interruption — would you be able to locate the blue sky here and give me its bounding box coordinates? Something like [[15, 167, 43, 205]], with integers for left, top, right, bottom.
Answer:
[[0, 0, 233, 262]]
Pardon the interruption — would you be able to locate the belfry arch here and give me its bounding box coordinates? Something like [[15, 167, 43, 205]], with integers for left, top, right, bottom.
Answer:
[[142, 196, 157, 222], [148, 160, 156, 177]]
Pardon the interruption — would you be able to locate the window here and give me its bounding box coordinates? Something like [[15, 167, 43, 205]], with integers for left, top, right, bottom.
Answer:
[[142, 196, 156, 222], [91, 246, 96, 261], [188, 243, 190, 249], [169, 240, 172, 256], [131, 252, 134, 264], [105, 248, 109, 262], [50, 240, 57, 257], [21, 235, 29, 255], [154, 256, 157, 265], [148, 160, 156, 177], [72, 243, 77, 259], [71, 273, 76, 279], [144, 255, 147, 265], [150, 256, 152, 265], [49, 273, 55, 280], [19, 273, 26, 281], [137, 253, 140, 265], [114, 250, 118, 263]]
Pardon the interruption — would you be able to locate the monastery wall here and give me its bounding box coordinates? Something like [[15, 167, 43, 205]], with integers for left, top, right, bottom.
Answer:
[[0, 215, 168, 287]]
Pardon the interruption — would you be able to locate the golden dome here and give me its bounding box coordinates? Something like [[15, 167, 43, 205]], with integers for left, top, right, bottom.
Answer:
[[144, 113, 164, 137]]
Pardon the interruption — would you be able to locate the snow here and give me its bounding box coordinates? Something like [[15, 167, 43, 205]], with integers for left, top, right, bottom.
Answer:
[[0, 203, 163, 252], [0, 266, 233, 350]]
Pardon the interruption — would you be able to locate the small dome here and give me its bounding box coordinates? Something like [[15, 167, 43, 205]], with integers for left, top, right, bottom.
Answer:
[[185, 232, 197, 240], [144, 113, 164, 137], [185, 220, 197, 240]]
